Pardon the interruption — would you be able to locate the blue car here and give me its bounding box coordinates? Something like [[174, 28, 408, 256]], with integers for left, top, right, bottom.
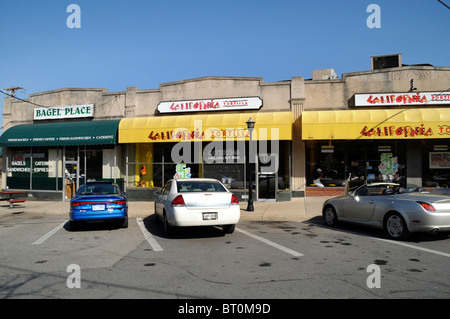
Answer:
[[70, 182, 128, 230]]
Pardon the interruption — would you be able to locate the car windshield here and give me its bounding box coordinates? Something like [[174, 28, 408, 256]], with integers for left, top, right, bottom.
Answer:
[[176, 181, 227, 193], [355, 184, 398, 196], [77, 184, 120, 195]]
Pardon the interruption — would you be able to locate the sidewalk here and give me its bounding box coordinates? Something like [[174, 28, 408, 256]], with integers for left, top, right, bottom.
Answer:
[[0, 197, 333, 222]]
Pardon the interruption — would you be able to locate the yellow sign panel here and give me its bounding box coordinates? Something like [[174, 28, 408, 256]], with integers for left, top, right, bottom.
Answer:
[[302, 108, 450, 140], [119, 111, 293, 143]]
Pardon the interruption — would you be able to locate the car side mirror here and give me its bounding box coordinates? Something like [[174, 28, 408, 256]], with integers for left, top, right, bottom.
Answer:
[[154, 189, 161, 195]]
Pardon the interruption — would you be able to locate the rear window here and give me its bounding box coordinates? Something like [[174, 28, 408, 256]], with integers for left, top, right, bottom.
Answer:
[[77, 184, 120, 195], [176, 181, 227, 193]]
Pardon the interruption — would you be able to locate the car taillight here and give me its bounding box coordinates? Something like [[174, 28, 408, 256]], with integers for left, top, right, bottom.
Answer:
[[71, 202, 81, 207], [231, 194, 239, 205], [417, 201, 436, 212], [114, 200, 126, 205], [171, 195, 185, 207]]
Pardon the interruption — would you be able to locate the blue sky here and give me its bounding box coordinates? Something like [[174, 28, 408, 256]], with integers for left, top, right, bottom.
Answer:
[[0, 0, 449, 126]]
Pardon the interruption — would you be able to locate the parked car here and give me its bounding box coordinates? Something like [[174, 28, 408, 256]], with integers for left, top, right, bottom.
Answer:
[[322, 183, 450, 240], [70, 182, 128, 230], [154, 178, 240, 235]]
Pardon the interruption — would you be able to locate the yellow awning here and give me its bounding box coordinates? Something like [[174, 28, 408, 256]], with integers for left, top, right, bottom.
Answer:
[[119, 111, 293, 143], [302, 108, 450, 140]]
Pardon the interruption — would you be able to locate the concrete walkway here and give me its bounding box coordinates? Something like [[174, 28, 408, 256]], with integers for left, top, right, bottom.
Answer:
[[0, 197, 333, 222]]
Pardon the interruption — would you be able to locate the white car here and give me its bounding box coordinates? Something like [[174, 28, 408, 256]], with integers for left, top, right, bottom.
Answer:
[[154, 178, 240, 235]]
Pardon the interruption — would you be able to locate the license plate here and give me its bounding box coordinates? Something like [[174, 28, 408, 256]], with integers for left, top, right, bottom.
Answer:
[[203, 213, 217, 220], [92, 204, 105, 211]]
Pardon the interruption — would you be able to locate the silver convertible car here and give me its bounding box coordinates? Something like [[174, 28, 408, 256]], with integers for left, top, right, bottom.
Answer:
[[322, 183, 450, 240]]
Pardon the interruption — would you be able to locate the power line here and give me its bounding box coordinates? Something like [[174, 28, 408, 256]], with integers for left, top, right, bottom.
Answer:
[[438, 0, 450, 10], [0, 89, 120, 109], [0, 89, 48, 107]]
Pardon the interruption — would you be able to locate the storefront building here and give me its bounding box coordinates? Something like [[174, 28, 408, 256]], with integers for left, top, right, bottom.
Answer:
[[1, 54, 449, 201], [1, 77, 302, 201], [0, 98, 123, 200], [301, 55, 450, 196]]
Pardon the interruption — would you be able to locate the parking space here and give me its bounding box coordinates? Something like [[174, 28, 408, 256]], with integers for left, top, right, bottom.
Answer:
[[1, 213, 450, 298]]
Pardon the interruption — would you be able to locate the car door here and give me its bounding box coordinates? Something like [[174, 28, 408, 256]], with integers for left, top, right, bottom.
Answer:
[[343, 185, 377, 221]]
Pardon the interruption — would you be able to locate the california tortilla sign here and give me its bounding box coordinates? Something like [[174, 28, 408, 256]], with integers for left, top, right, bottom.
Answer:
[[157, 97, 262, 114]]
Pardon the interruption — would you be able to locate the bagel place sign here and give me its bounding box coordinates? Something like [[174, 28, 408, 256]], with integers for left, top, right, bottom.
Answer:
[[34, 104, 94, 120]]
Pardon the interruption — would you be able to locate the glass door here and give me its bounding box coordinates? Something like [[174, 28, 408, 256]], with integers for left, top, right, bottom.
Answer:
[[64, 147, 79, 200], [64, 162, 78, 199], [256, 154, 278, 201]]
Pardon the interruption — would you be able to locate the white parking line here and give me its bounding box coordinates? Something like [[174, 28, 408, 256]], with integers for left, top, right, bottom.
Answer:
[[235, 227, 303, 257], [375, 238, 450, 258], [303, 221, 450, 259], [32, 220, 67, 245], [136, 218, 164, 252]]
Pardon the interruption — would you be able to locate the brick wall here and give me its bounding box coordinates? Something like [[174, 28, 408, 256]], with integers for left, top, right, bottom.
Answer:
[[305, 187, 346, 197]]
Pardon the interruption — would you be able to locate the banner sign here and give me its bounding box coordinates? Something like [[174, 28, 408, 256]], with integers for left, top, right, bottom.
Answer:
[[354, 92, 450, 107], [34, 104, 94, 120], [157, 97, 262, 114]]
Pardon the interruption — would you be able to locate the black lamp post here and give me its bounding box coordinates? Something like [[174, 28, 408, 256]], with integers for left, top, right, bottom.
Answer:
[[246, 118, 255, 212]]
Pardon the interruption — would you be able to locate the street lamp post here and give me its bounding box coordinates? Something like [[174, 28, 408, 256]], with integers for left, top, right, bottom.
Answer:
[[246, 118, 255, 212]]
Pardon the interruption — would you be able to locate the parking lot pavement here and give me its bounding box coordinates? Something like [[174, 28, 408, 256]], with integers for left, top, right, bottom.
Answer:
[[1, 213, 450, 299], [0, 196, 334, 222]]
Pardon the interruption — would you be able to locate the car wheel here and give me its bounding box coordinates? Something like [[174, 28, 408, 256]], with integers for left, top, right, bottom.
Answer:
[[323, 205, 338, 227], [222, 224, 235, 234], [384, 212, 410, 240], [70, 220, 80, 231], [163, 212, 173, 236], [121, 217, 128, 229]]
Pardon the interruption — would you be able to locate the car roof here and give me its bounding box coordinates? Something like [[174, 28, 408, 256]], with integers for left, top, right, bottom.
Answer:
[[174, 178, 220, 182]]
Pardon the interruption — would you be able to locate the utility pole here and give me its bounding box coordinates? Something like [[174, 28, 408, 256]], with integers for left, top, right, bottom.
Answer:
[[3, 86, 23, 97]]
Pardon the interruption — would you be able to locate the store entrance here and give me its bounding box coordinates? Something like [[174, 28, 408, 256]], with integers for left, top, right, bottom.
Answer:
[[64, 161, 78, 199], [64, 147, 83, 200], [256, 154, 278, 201]]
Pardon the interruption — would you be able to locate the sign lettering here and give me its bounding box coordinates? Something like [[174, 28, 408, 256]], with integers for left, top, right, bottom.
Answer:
[[34, 104, 94, 120], [157, 97, 262, 114]]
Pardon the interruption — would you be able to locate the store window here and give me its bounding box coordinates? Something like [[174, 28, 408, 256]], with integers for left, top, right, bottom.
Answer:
[[7, 148, 31, 189], [306, 140, 406, 190], [422, 140, 450, 187], [7, 147, 62, 190], [306, 141, 346, 187]]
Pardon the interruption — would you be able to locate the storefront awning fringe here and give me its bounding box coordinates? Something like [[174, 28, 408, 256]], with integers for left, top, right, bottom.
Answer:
[[0, 120, 121, 147], [302, 108, 450, 140], [119, 111, 293, 143]]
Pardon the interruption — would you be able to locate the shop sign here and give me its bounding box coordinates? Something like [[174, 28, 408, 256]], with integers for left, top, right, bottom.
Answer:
[[360, 123, 435, 138], [429, 152, 450, 169], [378, 153, 398, 181], [354, 92, 450, 107], [206, 149, 241, 162], [34, 104, 94, 120], [148, 127, 251, 142], [157, 97, 262, 114], [174, 164, 191, 179]]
